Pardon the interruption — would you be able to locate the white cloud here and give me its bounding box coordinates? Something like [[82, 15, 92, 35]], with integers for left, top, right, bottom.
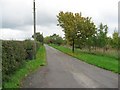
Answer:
[[0, 24, 64, 40], [36, 25, 64, 37], [0, 28, 32, 40]]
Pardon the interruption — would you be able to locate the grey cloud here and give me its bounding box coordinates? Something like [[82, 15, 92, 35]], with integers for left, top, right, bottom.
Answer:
[[2, 11, 57, 29], [36, 11, 57, 26], [2, 12, 57, 29], [2, 0, 57, 29], [2, 14, 32, 29]]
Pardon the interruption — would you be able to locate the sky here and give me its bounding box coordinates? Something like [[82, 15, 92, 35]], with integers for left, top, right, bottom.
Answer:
[[0, 0, 119, 40]]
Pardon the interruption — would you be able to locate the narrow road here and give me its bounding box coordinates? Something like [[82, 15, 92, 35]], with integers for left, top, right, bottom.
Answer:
[[21, 45, 118, 88]]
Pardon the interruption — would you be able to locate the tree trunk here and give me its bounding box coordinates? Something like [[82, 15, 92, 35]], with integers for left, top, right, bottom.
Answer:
[[72, 39, 75, 53]]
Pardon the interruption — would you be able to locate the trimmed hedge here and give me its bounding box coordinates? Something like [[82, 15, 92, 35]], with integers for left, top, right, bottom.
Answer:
[[2, 40, 41, 85]]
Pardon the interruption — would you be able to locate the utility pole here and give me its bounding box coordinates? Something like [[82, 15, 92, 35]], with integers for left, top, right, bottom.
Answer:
[[42, 32, 44, 45], [33, 0, 36, 59]]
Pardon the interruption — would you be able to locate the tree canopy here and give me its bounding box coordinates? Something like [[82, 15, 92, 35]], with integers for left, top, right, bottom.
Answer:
[[57, 11, 96, 52]]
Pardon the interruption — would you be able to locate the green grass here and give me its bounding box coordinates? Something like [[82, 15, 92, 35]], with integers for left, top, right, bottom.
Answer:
[[49, 44, 119, 73], [4, 45, 46, 88]]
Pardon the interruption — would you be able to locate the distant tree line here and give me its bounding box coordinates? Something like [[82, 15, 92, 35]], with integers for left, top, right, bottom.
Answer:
[[44, 34, 65, 45]]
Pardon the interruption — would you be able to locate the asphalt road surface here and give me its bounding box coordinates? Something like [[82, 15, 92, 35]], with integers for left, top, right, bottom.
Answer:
[[21, 45, 118, 88]]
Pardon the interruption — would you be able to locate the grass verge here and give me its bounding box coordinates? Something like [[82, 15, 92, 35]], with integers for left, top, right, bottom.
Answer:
[[4, 45, 46, 88], [49, 44, 119, 73]]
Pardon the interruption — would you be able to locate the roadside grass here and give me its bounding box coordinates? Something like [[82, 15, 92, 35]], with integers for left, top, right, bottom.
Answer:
[[78, 48, 118, 59], [49, 44, 119, 73], [4, 45, 46, 88]]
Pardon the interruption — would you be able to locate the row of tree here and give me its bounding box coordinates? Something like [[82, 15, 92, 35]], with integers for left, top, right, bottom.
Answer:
[[33, 30, 119, 53], [57, 11, 119, 53], [32, 11, 119, 53]]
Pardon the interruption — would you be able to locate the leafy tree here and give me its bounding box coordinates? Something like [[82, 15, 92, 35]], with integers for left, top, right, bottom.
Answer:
[[57, 12, 77, 52], [112, 31, 119, 48], [106, 36, 113, 48], [97, 23, 108, 52], [79, 17, 96, 51], [44, 36, 52, 44], [57, 11, 96, 52], [44, 34, 64, 45], [32, 32, 44, 45]]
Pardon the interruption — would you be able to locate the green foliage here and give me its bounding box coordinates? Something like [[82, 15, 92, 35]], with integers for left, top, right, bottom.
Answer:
[[23, 40, 34, 60], [2, 41, 26, 83], [24, 40, 41, 60], [84, 23, 109, 52], [3, 46, 46, 88], [2, 40, 41, 86], [106, 36, 113, 48], [50, 44, 118, 73], [57, 11, 119, 55], [44, 34, 65, 45], [32, 32, 44, 44], [97, 23, 108, 48], [57, 12, 78, 52], [112, 31, 119, 48], [57, 11, 96, 52]]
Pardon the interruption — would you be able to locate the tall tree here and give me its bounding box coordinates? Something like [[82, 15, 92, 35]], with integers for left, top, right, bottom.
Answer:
[[57, 12, 77, 53], [80, 17, 96, 51], [97, 23, 108, 52], [57, 11, 96, 52]]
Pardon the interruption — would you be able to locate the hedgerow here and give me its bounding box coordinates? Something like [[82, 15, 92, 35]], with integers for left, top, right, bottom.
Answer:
[[2, 40, 41, 85]]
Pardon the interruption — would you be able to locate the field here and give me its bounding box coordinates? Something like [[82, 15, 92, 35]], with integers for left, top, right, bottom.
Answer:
[[50, 44, 119, 73]]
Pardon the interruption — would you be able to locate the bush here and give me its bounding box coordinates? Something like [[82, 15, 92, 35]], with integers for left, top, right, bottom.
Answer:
[[2, 41, 25, 83], [44, 34, 65, 45], [2, 40, 41, 85], [24, 40, 34, 60]]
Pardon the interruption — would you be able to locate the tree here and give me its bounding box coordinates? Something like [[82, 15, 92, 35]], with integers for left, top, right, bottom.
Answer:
[[96, 23, 108, 52], [78, 17, 96, 51], [112, 31, 119, 48], [57, 11, 96, 52], [106, 36, 113, 49], [57, 12, 77, 53], [44, 34, 64, 45], [32, 32, 44, 45]]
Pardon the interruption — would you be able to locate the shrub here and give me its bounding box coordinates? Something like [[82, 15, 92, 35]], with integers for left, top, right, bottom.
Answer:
[[2, 41, 26, 83], [44, 34, 65, 45], [2, 40, 41, 85], [23, 40, 34, 60]]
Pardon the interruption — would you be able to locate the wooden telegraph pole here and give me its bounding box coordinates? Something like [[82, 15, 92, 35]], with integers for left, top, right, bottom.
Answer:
[[33, 0, 36, 59]]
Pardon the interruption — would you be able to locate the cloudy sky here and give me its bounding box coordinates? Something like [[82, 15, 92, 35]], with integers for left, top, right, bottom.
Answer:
[[0, 0, 119, 40]]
